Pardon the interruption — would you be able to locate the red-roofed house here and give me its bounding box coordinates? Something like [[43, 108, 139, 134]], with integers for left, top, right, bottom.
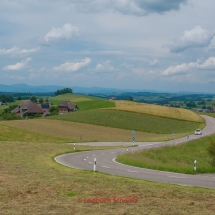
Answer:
[[58, 101, 78, 114], [11, 101, 51, 117]]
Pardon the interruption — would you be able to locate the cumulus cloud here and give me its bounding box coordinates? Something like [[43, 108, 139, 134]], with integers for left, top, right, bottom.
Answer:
[[167, 26, 215, 53], [0, 46, 40, 55], [20, 47, 40, 54], [53, 58, 91, 72], [3, 58, 32, 70], [95, 60, 114, 72], [44, 23, 80, 42], [70, 0, 188, 16], [162, 57, 215, 76]]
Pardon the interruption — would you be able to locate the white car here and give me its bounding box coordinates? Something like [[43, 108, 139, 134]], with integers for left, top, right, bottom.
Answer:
[[195, 129, 202, 135]]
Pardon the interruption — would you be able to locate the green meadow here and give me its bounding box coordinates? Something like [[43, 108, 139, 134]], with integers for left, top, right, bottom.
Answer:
[[48, 109, 204, 134]]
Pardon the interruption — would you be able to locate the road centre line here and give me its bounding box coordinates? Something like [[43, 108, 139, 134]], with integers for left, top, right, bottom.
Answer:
[[168, 176, 187, 179], [102, 166, 110, 168], [127, 170, 138, 173]]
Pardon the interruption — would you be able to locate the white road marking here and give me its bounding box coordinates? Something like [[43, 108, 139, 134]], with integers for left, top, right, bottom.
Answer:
[[168, 176, 187, 179], [84, 159, 86, 161], [88, 162, 93, 164], [102, 166, 110, 168], [127, 170, 138, 173]]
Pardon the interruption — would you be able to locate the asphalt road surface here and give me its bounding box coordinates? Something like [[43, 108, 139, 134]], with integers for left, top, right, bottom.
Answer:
[[55, 115, 215, 189]]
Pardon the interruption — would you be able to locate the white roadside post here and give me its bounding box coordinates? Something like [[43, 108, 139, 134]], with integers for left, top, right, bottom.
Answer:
[[127, 149, 128, 152], [172, 134, 175, 145], [93, 158, 96, 172], [132, 130, 135, 146], [194, 160, 197, 171], [74, 143, 76, 151]]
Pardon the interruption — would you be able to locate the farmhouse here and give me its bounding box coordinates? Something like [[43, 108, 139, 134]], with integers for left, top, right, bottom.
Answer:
[[11, 101, 51, 117], [58, 101, 78, 114]]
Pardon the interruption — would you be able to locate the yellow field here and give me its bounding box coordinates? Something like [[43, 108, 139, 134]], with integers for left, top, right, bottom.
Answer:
[[0, 119, 189, 142], [108, 100, 204, 122]]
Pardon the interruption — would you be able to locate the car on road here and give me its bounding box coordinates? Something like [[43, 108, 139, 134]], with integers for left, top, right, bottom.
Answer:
[[195, 129, 202, 135]]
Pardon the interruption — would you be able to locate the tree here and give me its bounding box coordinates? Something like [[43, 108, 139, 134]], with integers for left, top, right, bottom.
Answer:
[[30, 96, 37, 103], [0, 94, 14, 103], [207, 140, 215, 166], [129, 96, 133, 101], [18, 96, 22, 100], [55, 88, 73, 96], [49, 105, 59, 116], [39, 98, 44, 103], [45, 97, 49, 102]]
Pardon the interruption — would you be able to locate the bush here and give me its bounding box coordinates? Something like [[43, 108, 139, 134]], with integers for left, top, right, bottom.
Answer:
[[2, 113, 22, 120]]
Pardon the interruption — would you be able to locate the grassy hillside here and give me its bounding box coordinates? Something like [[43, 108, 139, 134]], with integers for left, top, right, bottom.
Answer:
[[0, 119, 188, 142], [108, 100, 204, 122], [49, 93, 115, 110], [48, 109, 204, 134], [0, 123, 71, 143], [1, 141, 215, 214], [117, 134, 215, 174]]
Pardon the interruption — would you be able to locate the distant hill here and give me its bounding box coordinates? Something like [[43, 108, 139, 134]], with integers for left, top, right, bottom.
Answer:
[[0, 83, 212, 95], [0, 84, 65, 93]]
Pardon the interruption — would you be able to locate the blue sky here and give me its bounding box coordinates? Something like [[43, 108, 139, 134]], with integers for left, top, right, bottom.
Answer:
[[1, 0, 215, 92]]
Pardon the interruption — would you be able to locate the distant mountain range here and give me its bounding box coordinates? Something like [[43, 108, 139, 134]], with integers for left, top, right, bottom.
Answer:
[[0, 83, 211, 95]]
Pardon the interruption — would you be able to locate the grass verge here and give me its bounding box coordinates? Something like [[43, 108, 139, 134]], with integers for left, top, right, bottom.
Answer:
[[117, 134, 215, 174]]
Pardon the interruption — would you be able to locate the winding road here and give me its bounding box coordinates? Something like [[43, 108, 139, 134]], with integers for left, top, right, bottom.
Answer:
[[55, 115, 215, 189]]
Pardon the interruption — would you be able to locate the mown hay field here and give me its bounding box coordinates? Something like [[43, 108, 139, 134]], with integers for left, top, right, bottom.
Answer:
[[0, 123, 70, 143], [0, 119, 184, 142], [117, 134, 215, 174], [108, 100, 204, 123], [1, 140, 215, 214], [48, 109, 204, 134]]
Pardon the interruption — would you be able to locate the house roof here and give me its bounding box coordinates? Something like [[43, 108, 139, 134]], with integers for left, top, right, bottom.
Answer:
[[11, 101, 44, 114], [58, 101, 77, 110]]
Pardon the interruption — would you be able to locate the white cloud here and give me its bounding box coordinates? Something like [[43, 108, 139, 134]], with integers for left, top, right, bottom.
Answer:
[[20, 47, 40, 54], [0, 46, 19, 55], [95, 60, 114, 72], [162, 57, 215, 76], [3, 58, 31, 70], [44, 23, 80, 42], [168, 26, 215, 53], [53, 58, 91, 72], [0, 46, 40, 55]]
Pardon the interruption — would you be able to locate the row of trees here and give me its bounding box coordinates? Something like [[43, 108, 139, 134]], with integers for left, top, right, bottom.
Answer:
[[30, 96, 49, 103], [0, 94, 14, 103], [55, 88, 72, 96]]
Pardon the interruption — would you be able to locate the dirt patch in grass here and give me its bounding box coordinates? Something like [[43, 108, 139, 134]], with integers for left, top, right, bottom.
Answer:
[[1, 141, 215, 214]]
